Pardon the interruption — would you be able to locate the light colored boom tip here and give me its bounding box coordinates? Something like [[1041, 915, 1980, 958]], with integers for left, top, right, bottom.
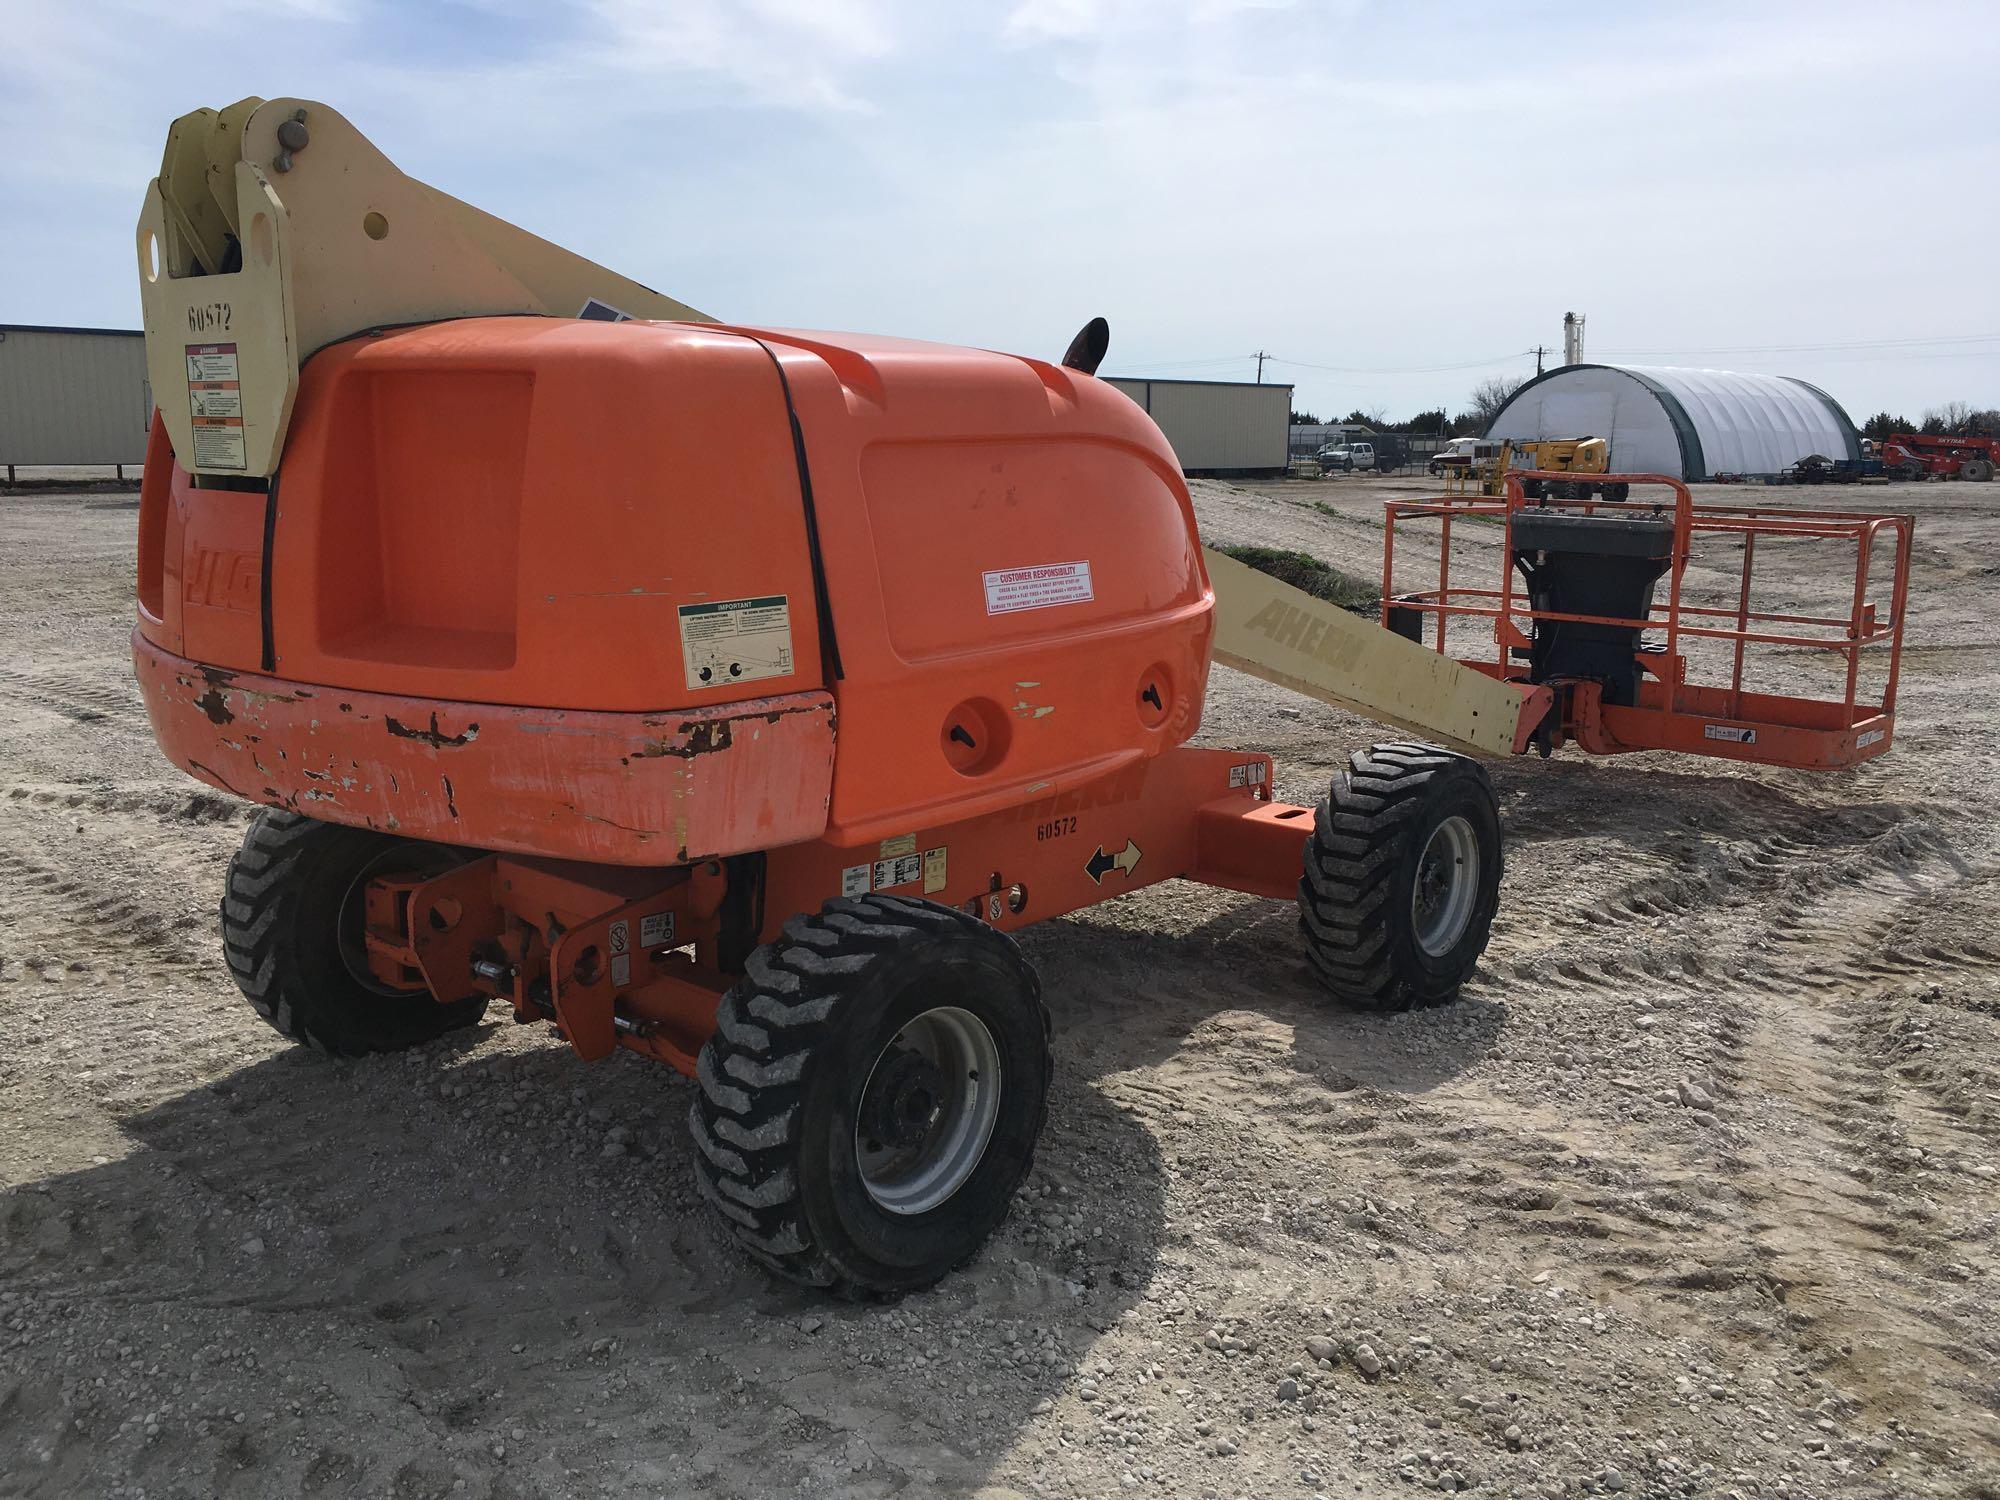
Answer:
[[138, 96, 710, 478]]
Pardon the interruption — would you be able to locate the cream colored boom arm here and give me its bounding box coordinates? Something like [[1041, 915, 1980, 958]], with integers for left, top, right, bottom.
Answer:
[[1202, 547, 1529, 757], [138, 97, 710, 478]]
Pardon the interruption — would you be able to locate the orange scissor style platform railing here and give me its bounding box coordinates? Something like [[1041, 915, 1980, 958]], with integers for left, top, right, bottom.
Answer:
[[1380, 472, 1913, 770]]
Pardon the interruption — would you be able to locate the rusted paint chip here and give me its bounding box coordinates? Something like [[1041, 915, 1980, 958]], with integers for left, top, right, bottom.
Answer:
[[384, 712, 481, 749]]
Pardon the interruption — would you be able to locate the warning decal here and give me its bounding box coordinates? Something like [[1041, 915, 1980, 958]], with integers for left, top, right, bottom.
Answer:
[[679, 595, 794, 691], [983, 561, 1093, 615], [1703, 724, 1757, 745], [609, 919, 631, 987], [184, 343, 246, 470], [873, 853, 923, 890]]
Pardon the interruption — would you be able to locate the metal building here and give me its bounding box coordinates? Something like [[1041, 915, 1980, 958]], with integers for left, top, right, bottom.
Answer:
[[1486, 364, 1861, 481], [1105, 377, 1292, 476], [0, 324, 152, 475]]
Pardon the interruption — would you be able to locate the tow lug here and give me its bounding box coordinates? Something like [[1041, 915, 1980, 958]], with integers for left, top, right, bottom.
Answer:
[[471, 956, 514, 988]]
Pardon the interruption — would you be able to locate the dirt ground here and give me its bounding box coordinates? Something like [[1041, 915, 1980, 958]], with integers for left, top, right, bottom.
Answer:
[[2, 474, 1996, 1500]]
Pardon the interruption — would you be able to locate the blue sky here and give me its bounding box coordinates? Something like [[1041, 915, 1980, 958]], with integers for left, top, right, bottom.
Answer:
[[4, 0, 1996, 421]]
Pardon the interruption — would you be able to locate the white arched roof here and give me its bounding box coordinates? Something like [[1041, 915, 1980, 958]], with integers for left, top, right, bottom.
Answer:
[[1486, 364, 1860, 480]]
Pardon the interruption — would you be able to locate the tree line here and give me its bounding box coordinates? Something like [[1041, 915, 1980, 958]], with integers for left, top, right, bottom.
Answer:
[[1293, 377, 1528, 438], [1858, 402, 2000, 440]]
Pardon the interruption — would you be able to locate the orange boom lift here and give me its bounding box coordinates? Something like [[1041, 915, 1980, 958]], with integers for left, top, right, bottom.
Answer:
[[132, 99, 1911, 1294]]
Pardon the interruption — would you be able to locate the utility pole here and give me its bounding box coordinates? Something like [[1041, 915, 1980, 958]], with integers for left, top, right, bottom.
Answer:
[[1534, 346, 1545, 377], [1254, 351, 1267, 384]]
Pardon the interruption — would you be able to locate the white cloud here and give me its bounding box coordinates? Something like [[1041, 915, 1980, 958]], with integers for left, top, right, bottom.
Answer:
[[1004, 0, 1105, 42], [580, 0, 902, 113], [1004, 0, 1301, 44]]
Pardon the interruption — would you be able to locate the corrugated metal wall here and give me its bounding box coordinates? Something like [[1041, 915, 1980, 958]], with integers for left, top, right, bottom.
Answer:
[[1105, 377, 1291, 473], [0, 326, 151, 466]]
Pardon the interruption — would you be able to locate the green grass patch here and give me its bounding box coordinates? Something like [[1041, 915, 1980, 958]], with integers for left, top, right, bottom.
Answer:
[[1211, 543, 1379, 614]]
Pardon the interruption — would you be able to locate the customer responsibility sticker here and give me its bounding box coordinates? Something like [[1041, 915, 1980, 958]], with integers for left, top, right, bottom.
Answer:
[[983, 561, 1093, 615]]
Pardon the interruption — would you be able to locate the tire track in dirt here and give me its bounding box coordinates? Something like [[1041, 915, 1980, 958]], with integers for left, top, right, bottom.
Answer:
[[0, 663, 147, 726], [1332, 785, 2000, 1436], [1562, 811, 2000, 1437], [1757, 855, 2000, 992], [3, 780, 245, 826], [1582, 808, 1947, 933], [0, 844, 213, 975], [1708, 987, 2000, 1435]]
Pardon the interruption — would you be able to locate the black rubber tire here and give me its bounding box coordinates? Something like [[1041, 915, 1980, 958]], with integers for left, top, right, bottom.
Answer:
[[221, 810, 486, 1055], [689, 894, 1051, 1298], [1964, 458, 1994, 482], [1604, 482, 1631, 502], [1297, 742, 1503, 1011]]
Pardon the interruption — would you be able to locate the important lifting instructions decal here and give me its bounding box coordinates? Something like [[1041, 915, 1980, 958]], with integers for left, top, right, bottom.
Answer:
[[679, 595, 793, 690], [983, 560, 1093, 615], [184, 343, 246, 470]]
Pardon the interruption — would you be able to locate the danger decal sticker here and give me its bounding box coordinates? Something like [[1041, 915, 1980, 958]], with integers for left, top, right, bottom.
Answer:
[[184, 343, 246, 470]]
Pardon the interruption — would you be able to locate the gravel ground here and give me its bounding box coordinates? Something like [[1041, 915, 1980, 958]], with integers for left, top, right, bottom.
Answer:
[[1, 475, 1996, 1499]]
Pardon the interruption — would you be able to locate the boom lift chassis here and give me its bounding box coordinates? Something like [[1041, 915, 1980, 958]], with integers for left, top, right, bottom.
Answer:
[[130, 97, 1913, 1294]]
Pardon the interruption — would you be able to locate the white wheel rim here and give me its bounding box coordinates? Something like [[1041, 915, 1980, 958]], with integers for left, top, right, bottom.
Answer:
[[1412, 815, 1480, 958], [855, 1006, 1003, 1216]]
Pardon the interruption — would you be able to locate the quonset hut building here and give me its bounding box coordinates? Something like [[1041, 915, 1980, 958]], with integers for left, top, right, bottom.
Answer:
[[1485, 365, 1861, 481]]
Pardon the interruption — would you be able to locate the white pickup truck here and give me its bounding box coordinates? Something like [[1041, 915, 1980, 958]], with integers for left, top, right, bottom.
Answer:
[[1317, 442, 1376, 474]]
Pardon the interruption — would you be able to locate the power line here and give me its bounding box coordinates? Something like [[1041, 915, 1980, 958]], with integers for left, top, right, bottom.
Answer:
[[1110, 354, 1260, 373], [1596, 333, 2000, 358], [1115, 349, 1542, 378], [1697, 346, 2000, 367], [1264, 350, 1539, 375], [1102, 332, 2000, 381]]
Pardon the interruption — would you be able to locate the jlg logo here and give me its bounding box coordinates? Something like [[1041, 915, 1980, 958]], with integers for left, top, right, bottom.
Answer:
[[184, 546, 261, 611], [1001, 761, 1149, 825]]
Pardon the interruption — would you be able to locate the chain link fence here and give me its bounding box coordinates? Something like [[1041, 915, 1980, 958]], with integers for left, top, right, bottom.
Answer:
[[1288, 427, 1452, 476]]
